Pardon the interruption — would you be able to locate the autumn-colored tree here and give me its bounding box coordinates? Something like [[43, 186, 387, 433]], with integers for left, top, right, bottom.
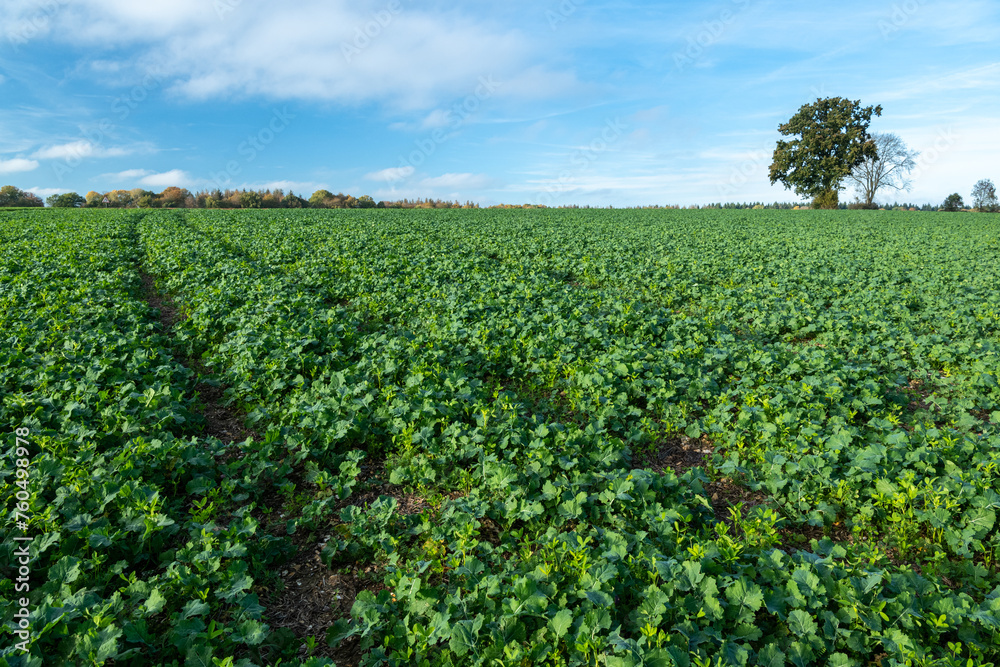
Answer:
[[108, 190, 134, 207], [769, 97, 882, 209], [309, 189, 333, 208], [159, 187, 191, 208], [261, 191, 280, 208]]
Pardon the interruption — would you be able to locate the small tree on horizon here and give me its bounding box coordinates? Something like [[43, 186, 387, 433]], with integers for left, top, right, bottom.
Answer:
[[46, 192, 86, 207], [971, 179, 998, 212], [769, 97, 882, 209], [942, 193, 964, 212]]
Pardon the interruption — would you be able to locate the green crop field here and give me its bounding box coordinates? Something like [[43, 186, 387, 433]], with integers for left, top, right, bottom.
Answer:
[[2, 208, 1000, 667]]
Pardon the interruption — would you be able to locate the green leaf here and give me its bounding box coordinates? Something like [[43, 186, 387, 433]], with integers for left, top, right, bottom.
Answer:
[[180, 599, 210, 619], [965, 508, 996, 534], [725, 578, 764, 612], [93, 626, 121, 663], [233, 619, 267, 646], [787, 610, 818, 637], [48, 556, 82, 584], [217, 574, 253, 601], [143, 588, 167, 615], [185, 643, 213, 667], [185, 476, 216, 495], [88, 531, 112, 548], [585, 590, 614, 607], [721, 640, 750, 667], [680, 560, 704, 591], [549, 609, 573, 638], [327, 619, 355, 647], [448, 616, 483, 657]]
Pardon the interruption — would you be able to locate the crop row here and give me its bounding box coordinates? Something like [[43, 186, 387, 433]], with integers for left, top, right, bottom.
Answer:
[[0, 210, 336, 666]]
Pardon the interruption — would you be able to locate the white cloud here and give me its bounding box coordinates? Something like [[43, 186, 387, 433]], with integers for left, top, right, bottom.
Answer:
[[33, 140, 133, 160], [14, 0, 578, 110], [0, 74, 6, 85], [0, 158, 40, 174], [365, 166, 415, 182], [100, 168, 152, 181], [28, 187, 63, 199], [140, 169, 193, 188], [419, 173, 494, 189]]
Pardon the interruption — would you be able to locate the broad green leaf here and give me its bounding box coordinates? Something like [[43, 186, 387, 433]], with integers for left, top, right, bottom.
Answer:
[[787, 610, 818, 637], [549, 608, 573, 638], [143, 588, 166, 615]]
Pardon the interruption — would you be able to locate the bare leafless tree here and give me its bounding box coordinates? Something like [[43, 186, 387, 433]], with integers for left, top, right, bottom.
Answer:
[[971, 179, 999, 212], [846, 132, 918, 207]]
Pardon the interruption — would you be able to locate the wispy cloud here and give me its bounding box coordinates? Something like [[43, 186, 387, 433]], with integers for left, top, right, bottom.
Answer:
[[877, 62, 1000, 103], [99, 168, 152, 181], [419, 173, 494, 189], [33, 140, 134, 160]]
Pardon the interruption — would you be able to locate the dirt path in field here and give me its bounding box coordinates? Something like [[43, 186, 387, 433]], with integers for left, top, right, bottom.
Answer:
[[138, 267, 367, 664], [140, 271, 258, 445]]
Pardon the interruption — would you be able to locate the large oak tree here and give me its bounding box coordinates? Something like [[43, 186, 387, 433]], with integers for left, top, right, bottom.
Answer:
[[769, 97, 882, 209]]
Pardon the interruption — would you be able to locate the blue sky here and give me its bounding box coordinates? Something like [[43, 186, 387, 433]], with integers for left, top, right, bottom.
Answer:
[[1, 0, 997, 207]]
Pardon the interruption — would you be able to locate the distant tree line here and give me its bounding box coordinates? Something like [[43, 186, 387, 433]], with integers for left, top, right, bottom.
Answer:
[[0, 185, 485, 210], [4, 180, 997, 212]]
